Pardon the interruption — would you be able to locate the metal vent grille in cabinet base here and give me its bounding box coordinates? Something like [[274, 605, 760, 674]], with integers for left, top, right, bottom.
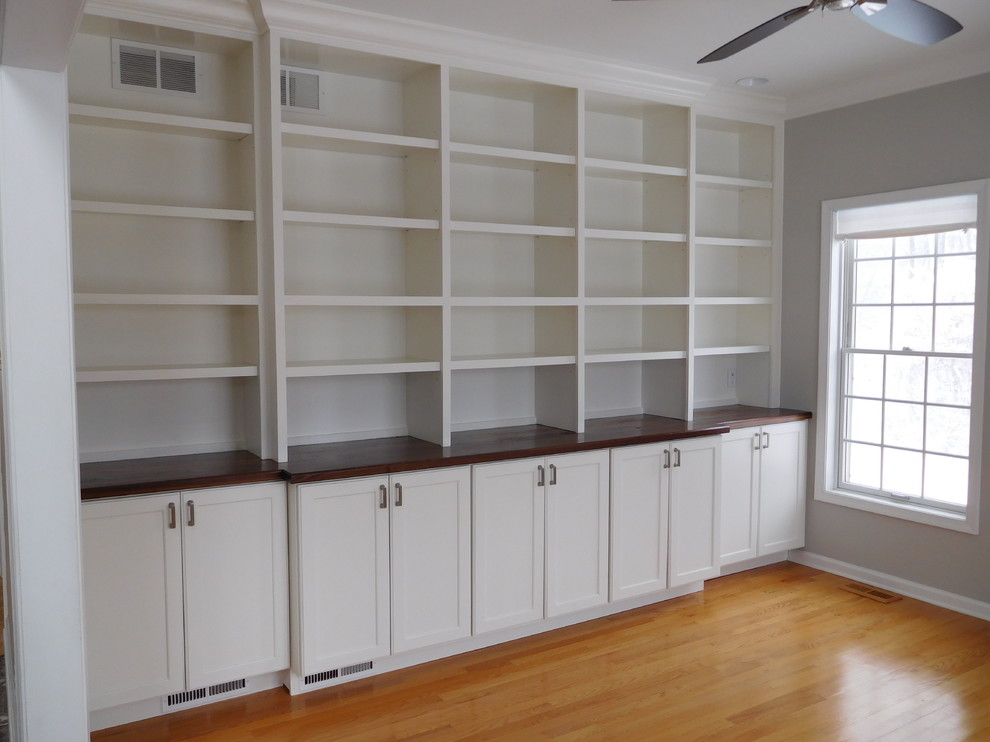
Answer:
[[304, 660, 374, 688], [164, 678, 247, 712]]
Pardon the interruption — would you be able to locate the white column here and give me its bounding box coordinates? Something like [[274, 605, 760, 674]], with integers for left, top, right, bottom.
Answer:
[[0, 65, 89, 741]]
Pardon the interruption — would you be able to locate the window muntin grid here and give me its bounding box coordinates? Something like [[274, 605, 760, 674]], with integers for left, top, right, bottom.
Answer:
[[838, 229, 976, 510]]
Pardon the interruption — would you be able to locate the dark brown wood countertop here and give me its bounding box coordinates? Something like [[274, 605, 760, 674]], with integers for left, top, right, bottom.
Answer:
[[80, 405, 811, 498]]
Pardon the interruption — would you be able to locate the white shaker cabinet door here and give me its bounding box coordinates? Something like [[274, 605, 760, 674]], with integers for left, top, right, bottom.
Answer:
[[668, 436, 721, 587], [758, 421, 807, 555], [472, 458, 545, 634], [390, 467, 472, 653], [295, 477, 391, 675], [545, 450, 609, 617], [81, 494, 185, 710], [182, 482, 289, 690], [719, 428, 761, 565], [610, 443, 669, 601]]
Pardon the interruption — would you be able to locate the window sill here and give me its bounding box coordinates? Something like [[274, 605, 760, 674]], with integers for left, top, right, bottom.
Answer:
[[817, 487, 978, 534]]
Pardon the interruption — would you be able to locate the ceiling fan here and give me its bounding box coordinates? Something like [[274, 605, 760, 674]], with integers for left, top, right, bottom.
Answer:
[[617, 0, 964, 63]]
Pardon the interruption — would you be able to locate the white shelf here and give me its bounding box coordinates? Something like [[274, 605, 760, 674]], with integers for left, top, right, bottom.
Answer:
[[586, 350, 688, 364], [694, 297, 773, 306], [693, 345, 771, 356], [75, 293, 259, 306], [586, 158, 687, 179], [283, 211, 439, 230], [450, 297, 577, 307], [283, 296, 443, 307], [286, 359, 442, 377], [282, 123, 439, 155], [584, 297, 690, 306], [69, 103, 252, 140], [72, 201, 255, 222], [76, 364, 259, 383], [450, 353, 576, 370], [585, 228, 687, 243], [451, 142, 576, 167], [450, 221, 575, 238], [695, 173, 772, 190], [694, 236, 772, 248]]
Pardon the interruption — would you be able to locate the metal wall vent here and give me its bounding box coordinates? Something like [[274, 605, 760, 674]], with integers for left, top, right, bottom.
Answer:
[[304, 668, 339, 686], [281, 66, 323, 112], [303, 660, 374, 687], [166, 687, 207, 708], [340, 660, 373, 677], [164, 678, 248, 710], [113, 40, 199, 96]]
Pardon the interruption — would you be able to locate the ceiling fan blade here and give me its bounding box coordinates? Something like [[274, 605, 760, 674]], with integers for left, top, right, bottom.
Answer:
[[850, 0, 962, 45], [698, 4, 817, 64]]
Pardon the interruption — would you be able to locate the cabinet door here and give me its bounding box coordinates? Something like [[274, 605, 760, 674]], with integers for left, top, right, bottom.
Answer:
[[758, 421, 807, 555], [81, 494, 184, 710], [294, 477, 390, 675], [668, 436, 721, 587], [546, 450, 609, 617], [473, 458, 545, 634], [390, 467, 472, 653], [610, 443, 669, 601], [182, 482, 289, 689], [719, 428, 760, 565]]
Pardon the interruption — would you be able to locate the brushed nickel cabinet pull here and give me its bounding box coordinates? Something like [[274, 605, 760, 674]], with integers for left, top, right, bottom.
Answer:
[[663, 449, 671, 469], [763, 432, 770, 449], [549, 464, 557, 486], [167, 502, 177, 530], [754, 433, 762, 451], [537, 465, 545, 487], [674, 448, 681, 468], [379, 484, 388, 509], [186, 500, 195, 527], [395, 482, 403, 507]]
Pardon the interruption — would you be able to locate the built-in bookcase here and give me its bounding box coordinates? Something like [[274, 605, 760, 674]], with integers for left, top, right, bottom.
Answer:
[[68, 8, 782, 462], [68, 15, 262, 462]]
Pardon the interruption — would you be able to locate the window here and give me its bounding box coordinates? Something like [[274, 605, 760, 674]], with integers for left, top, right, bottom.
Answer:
[[817, 180, 989, 533]]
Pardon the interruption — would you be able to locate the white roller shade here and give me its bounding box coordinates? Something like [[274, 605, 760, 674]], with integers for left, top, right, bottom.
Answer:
[[835, 193, 978, 239]]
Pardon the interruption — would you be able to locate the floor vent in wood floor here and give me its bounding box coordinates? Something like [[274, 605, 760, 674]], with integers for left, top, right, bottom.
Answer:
[[840, 582, 902, 603]]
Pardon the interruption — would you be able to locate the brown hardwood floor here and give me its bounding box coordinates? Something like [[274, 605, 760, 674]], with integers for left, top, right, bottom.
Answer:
[[92, 563, 990, 741]]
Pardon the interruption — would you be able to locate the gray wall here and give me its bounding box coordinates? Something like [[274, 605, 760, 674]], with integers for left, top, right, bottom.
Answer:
[[782, 72, 990, 603]]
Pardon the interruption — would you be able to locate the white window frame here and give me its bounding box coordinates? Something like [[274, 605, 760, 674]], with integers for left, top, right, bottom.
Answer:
[[816, 179, 990, 534]]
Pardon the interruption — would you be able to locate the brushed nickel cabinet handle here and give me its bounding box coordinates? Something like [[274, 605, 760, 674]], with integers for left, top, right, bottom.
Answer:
[[379, 484, 388, 509], [186, 500, 195, 527], [549, 464, 557, 486], [754, 433, 762, 451], [674, 448, 681, 468], [395, 482, 403, 507], [763, 432, 770, 449], [663, 449, 670, 469], [167, 502, 177, 530], [537, 465, 545, 487]]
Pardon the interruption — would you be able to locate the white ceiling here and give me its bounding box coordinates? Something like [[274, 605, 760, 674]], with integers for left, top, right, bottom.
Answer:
[[319, 0, 990, 117]]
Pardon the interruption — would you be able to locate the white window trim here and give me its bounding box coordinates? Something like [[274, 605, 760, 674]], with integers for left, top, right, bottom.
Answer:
[[816, 179, 990, 534]]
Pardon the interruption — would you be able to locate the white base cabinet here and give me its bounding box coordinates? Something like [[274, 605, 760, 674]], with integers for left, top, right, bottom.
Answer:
[[290, 467, 472, 681], [720, 421, 807, 566], [473, 450, 609, 634], [81, 482, 289, 711], [611, 436, 721, 595]]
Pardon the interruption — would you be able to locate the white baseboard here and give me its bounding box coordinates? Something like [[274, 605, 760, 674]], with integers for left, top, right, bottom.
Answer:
[[788, 550, 990, 622]]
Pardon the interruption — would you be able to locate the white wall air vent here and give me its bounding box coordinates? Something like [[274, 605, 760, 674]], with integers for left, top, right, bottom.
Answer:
[[113, 39, 200, 96], [281, 66, 324, 112]]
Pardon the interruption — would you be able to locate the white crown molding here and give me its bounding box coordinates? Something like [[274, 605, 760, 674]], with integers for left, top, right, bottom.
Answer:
[[84, 0, 259, 39], [259, 0, 717, 107], [789, 550, 990, 622], [786, 47, 990, 119]]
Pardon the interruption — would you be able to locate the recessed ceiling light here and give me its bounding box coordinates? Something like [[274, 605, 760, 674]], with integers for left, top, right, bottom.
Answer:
[[735, 76, 770, 87]]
